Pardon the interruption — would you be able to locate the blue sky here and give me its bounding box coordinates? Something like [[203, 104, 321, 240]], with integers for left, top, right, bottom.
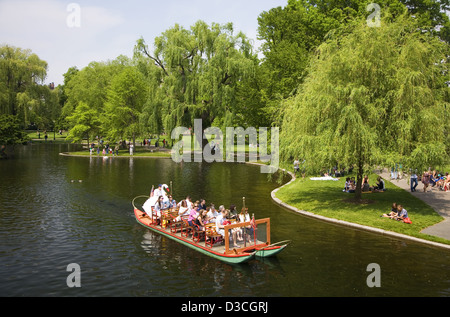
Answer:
[[0, 0, 288, 85]]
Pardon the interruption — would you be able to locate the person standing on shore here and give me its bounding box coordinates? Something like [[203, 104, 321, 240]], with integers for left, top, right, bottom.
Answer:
[[410, 169, 418, 192]]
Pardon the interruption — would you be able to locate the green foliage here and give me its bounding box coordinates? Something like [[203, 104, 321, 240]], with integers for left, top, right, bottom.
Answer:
[[280, 15, 449, 198], [0, 114, 29, 145], [62, 59, 128, 117], [256, 0, 450, 126], [0, 45, 55, 129], [66, 102, 101, 145], [104, 66, 148, 145], [134, 20, 257, 133]]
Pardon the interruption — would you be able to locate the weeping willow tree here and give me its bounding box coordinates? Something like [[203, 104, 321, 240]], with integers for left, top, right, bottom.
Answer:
[[104, 66, 148, 147], [280, 14, 449, 200], [0, 45, 49, 125], [134, 20, 257, 138]]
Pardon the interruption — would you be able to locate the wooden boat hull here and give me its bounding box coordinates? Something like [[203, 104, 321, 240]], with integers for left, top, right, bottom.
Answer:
[[133, 207, 256, 264], [255, 244, 288, 258]]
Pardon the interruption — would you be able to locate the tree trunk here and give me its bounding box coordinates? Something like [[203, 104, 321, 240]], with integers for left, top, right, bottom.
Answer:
[[355, 158, 363, 201]]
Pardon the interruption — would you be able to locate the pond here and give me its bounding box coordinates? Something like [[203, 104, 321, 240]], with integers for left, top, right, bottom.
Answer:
[[1, 144, 450, 297]]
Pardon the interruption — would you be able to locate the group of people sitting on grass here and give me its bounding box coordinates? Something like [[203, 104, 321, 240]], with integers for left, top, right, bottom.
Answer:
[[381, 202, 411, 223], [343, 176, 385, 193], [143, 189, 255, 247], [418, 170, 450, 192]]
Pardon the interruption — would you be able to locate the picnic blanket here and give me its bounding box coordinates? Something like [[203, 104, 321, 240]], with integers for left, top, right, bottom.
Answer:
[[310, 176, 340, 181]]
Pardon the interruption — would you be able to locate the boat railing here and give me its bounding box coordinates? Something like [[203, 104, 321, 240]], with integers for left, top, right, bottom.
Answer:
[[223, 218, 271, 255]]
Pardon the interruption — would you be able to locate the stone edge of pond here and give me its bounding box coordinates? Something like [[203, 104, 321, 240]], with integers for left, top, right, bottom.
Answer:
[[267, 166, 450, 251]]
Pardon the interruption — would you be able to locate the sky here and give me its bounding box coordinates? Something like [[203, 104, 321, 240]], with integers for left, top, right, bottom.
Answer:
[[0, 0, 288, 86]]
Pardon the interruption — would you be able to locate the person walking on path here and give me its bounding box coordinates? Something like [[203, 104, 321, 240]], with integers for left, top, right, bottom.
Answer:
[[410, 169, 418, 192], [422, 171, 430, 192]]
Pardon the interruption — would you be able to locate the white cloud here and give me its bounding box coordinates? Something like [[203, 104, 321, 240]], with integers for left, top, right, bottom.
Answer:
[[0, 0, 126, 84]]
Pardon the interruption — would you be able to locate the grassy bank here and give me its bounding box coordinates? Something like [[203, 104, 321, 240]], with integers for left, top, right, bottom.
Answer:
[[27, 130, 69, 144], [275, 172, 449, 245]]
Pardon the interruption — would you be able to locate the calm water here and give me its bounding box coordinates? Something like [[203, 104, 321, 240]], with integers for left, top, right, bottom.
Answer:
[[1, 144, 450, 297]]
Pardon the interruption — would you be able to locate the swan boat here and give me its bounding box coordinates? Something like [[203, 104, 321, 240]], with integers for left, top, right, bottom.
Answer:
[[132, 190, 289, 264]]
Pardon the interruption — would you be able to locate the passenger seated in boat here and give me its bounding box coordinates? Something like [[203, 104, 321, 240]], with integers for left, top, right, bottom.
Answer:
[[174, 200, 190, 222], [218, 205, 226, 215], [195, 209, 208, 230], [188, 203, 199, 227], [229, 204, 238, 219], [216, 209, 239, 248], [228, 213, 243, 242], [199, 199, 207, 211], [165, 195, 177, 209], [154, 196, 165, 219], [185, 195, 193, 210], [206, 205, 219, 222]]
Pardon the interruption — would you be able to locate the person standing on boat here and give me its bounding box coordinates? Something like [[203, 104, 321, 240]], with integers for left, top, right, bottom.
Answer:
[[239, 208, 254, 243], [216, 209, 238, 248], [154, 184, 164, 198]]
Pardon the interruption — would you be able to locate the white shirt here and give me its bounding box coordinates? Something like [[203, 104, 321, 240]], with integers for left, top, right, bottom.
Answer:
[[154, 188, 164, 198], [239, 213, 250, 223], [178, 205, 189, 217], [215, 214, 224, 235], [207, 209, 219, 220]]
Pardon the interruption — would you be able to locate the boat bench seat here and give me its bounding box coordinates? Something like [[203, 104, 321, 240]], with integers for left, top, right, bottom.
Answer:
[[192, 224, 205, 243], [205, 225, 222, 248]]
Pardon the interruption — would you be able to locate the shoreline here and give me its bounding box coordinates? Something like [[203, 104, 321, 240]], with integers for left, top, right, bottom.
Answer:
[[60, 151, 450, 250], [270, 171, 450, 251], [59, 151, 172, 159]]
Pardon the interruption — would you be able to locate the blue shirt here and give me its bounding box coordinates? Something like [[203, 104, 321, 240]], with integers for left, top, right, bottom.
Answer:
[[399, 209, 408, 218]]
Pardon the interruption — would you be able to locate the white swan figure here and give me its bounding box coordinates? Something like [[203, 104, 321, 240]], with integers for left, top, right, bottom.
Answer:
[[142, 184, 170, 216]]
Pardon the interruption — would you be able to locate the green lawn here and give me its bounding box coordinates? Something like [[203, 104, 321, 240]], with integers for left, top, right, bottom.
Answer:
[[27, 130, 69, 144], [275, 172, 449, 245]]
